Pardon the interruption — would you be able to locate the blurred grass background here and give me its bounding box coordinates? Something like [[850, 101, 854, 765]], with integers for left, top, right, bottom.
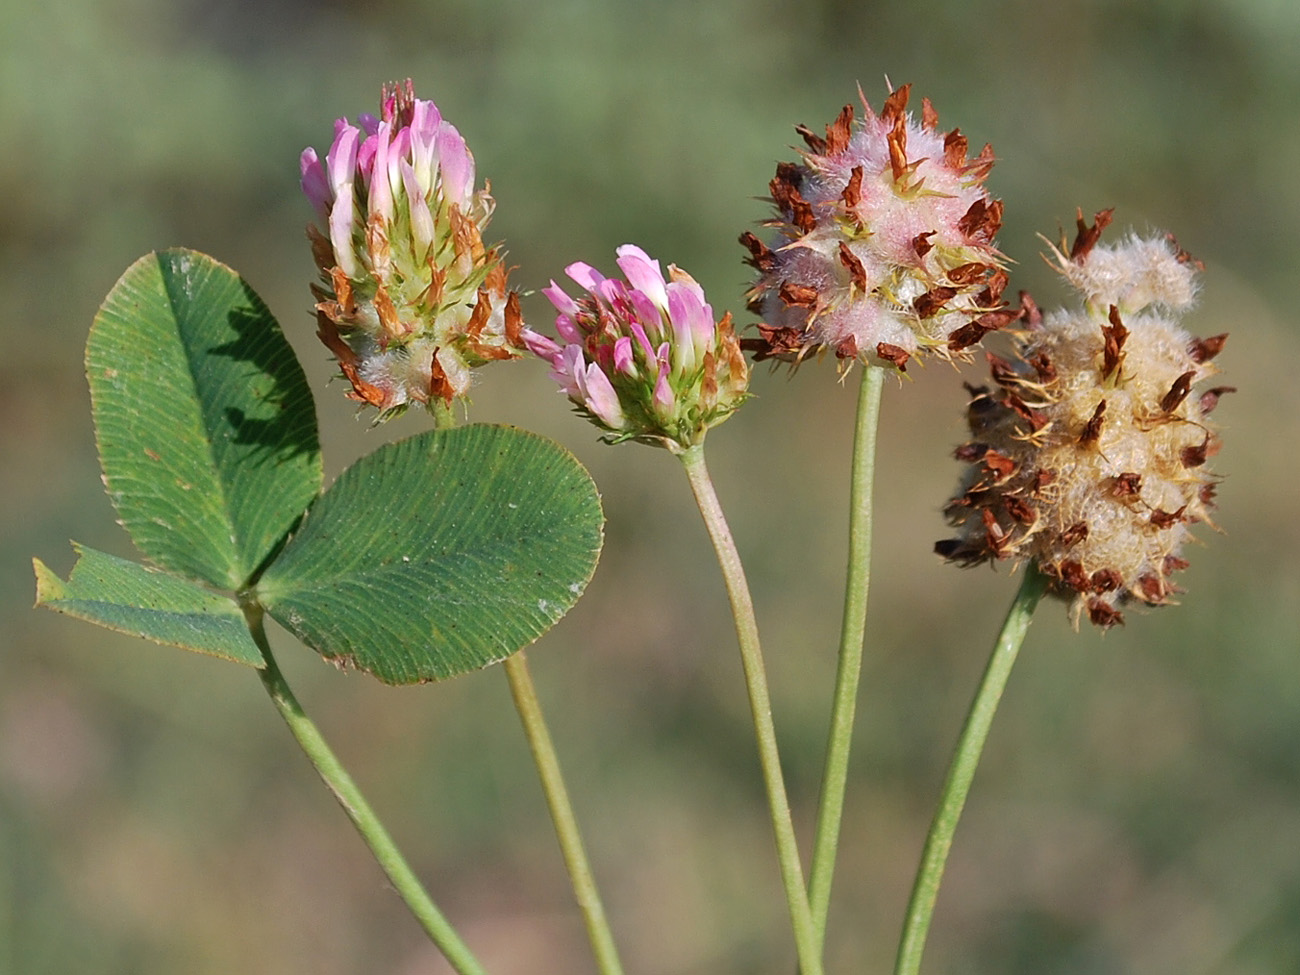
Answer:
[[4, 0, 1299, 972]]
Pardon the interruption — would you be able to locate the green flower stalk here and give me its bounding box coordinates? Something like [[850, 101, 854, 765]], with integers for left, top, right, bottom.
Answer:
[[301, 80, 523, 414], [937, 211, 1230, 626], [739, 84, 1010, 956], [528, 248, 822, 972]]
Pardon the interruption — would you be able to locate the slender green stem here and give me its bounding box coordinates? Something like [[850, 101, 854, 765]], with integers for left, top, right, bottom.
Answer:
[[892, 566, 1049, 975], [678, 444, 822, 975], [503, 652, 625, 975], [431, 403, 622, 973], [808, 363, 886, 949], [243, 606, 489, 975]]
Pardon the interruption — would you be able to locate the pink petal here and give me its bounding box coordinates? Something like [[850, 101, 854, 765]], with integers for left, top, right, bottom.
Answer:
[[326, 123, 360, 196], [300, 147, 331, 221], [368, 121, 395, 221], [356, 135, 377, 180], [629, 320, 657, 361], [595, 277, 628, 308], [328, 192, 358, 278], [667, 281, 714, 368], [628, 290, 665, 342], [543, 280, 580, 317], [582, 363, 626, 429], [435, 122, 474, 207], [521, 328, 563, 361], [551, 345, 586, 398], [615, 244, 669, 310], [555, 314, 581, 344], [652, 358, 674, 415], [565, 261, 607, 295], [613, 336, 637, 375], [400, 159, 434, 254], [410, 99, 442, 140]]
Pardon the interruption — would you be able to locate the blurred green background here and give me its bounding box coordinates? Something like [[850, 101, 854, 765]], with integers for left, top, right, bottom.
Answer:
[[4, 0, 1298, 972]]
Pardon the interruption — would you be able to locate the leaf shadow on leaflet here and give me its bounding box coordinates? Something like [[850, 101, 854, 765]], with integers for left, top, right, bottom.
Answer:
[[210, 297, 322, 467]]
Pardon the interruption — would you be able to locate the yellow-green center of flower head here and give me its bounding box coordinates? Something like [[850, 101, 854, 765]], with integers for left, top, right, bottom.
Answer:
[[742, 84, 1011, 373], [937, 211, 1231, 628], [523, 245, 749, 450], [301, 79, 522, 416]]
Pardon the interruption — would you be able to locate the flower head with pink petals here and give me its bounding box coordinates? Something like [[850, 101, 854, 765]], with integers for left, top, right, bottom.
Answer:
[[300, 79, 523, 415], [742, 84, 1011, 373], [524, 245, 749, 450]]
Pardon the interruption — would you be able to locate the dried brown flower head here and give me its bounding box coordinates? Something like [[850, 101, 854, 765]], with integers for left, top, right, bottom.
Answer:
[[937, 213, 1230, 627]]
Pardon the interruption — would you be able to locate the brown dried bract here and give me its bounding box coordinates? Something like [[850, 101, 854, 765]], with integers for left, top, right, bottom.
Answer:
[[1059, 560, 1089, 592], [739, 231, 777, 273], [1002, 392, 1048, 431], [876, 342, 910, 371], [504, 291, 524, 347], [1190, 333, 1229, 363], [1030, 469, 1056, 497], [981, 508, 1012, 557], [1004, 497, 1036, 525], [1087, 599, 1124, 628], [1149, 505, 1187, 529], [964, 144, 995, 181], [1079, 399, 1107, 445], [1019, 291, 1044, 330], [943, 129, 968, 169], [947, 309, 1017, 351], [1160, 370, 1196, 413], [982, 449, 1017, 481], [946, 262, 989, 286], [315, 311, 388, 409], [975, 269, 1009, 308], [779, 281, 820, 308], [1101, 306, 1128, 381], [881, 83, 911, 125], [958, 199, 1003, 242], [912, 232, 936, 259], [1180, 437, 1216, 468], [769, 171, 815, 234], [740, 324, 806, 361], [307, 223, 335, 272], [914, 286, 958, 318], [838, 242, 868, 289], [795, 123, 827, 155], [986, 352, 1020, 388], [1166, 232, 1205, 271], [428, 352, 455, 404], [887, 114, 909, 181], [1137, 573, 1169, 603], [1110, 472, 1143, 498], [1029, 350, 1056, 383], [841, 166, 864, 209], [1059, 522, 1089, 548], [1091, 568, 1124, 593], [826, 104, 854, 155], [1199, 386, 1236, 413], [1069, 207, 1115, 261]]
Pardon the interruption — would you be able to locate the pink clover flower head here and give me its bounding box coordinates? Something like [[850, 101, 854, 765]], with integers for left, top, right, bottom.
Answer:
[[936, 212, 1229, 628], [301, 79, 523, 416], [524, 245, 750, 450], [742, 84, 1011, 373]]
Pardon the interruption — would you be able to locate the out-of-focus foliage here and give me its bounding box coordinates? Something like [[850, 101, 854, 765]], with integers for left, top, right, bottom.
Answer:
[[5, 0, 1298, 972]]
